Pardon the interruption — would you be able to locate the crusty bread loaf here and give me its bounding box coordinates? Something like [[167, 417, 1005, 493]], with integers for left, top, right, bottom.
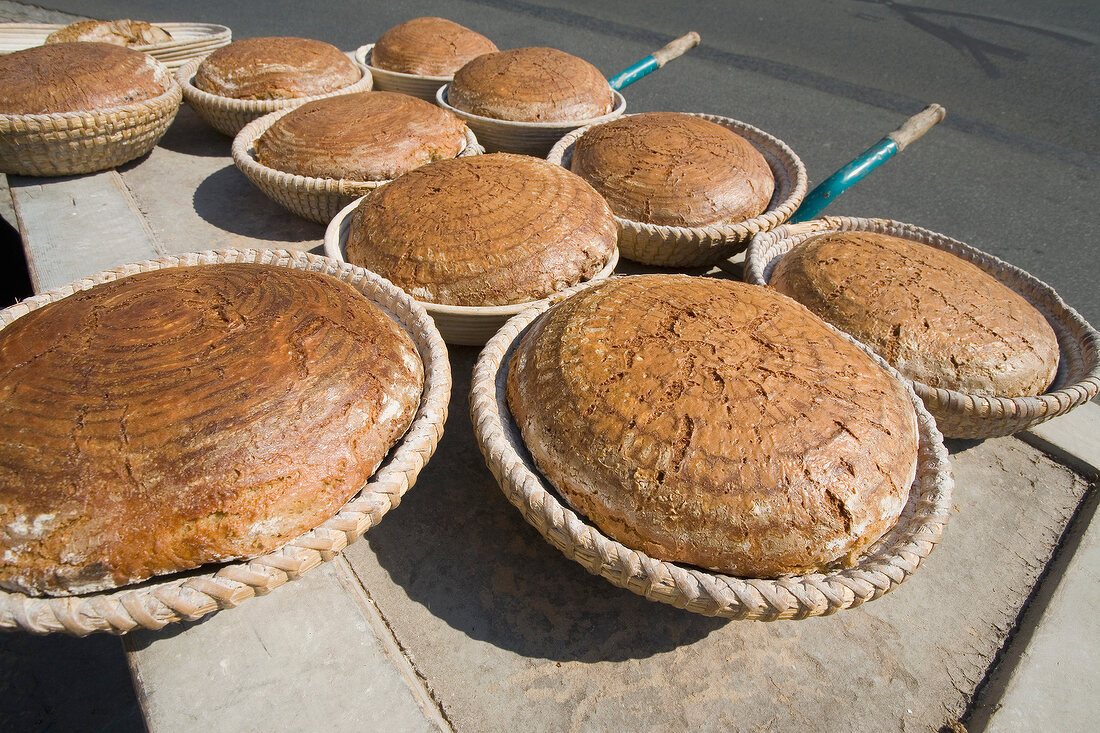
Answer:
[[449, 47, 612, 123], [769, 231, 1060, 397], [346, 153, 618, 306], [255, 91, 467, 181], [506, 275, 919, 577], [45, 19, 172, 47], [570, 112, 776, 227], [371, 17, 497, 76], [193, 37, 361, 100], [0, 42, 171, 115], [0, 264, 423, 596]]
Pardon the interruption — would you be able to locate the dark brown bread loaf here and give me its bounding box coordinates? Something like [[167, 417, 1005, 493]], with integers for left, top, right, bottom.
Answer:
[[371, 17, 497, 76], [0, 42, 171, 115], [448, 47, 612, 123], [507, 275, 919, 577], [769, 231, 1060, 396], [345, 153, 618, 306], [193, 37, 361, 100], [570, 112, 776, 227], [255, 91, 467, 181], [0, 264, 423, 596], [45, 19, 172, 46]]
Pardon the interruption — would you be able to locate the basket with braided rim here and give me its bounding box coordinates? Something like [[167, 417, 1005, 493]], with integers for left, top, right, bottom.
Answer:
[[470, 282, 953, 620], [355, 44, 449, 102], [176, 54, 373, 137], [0, 72, 182, 176], [0, 249, 451, 635], [745, 216, 1100, 439], [231, 106, 483, 224], [547, 113, 808, 268]]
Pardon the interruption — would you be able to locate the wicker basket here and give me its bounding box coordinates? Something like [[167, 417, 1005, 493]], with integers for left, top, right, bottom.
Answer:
[[547, 113, 808, 267], [324, 198, 619, 346], [745, 216, 1100, 439], [0, 249, 451, 635], [436, 83, 626, 157], [231, 107, 483, 224], [470, 283, 953, 620], [0, 22, 232, 70], [0, 70, 182, 177], [354, 44, 449, 102], [177, 56, 374, 137]]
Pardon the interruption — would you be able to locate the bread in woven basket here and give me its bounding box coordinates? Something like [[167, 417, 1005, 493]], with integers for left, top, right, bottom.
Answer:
[[449, 46, 613, 123], [506, 275, 920, 577], [569, 111, 776, 228], [0, 41, 172, 114], [345, 152, 618, 307], [193, 36, 361, 100], [45, 19, 172, 47], [769, 230, 1060, 397], [0, 263, 424, 597], [371, 17, 497, 76]]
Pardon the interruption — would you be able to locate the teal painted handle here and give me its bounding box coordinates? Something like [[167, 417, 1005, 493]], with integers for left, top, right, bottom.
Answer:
[[607, 31, 700, 91]]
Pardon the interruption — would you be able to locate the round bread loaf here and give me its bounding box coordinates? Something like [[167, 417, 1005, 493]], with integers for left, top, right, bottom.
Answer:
[[0, 42, 171, 115], [506, 275, 919, 577], [255, 91, 467, 181], [570, 112, 776, 227], [371, 17, 497, 76], [0, 263, 424, 596], [346, 153, 618, 306], [448, 46, 612, 123], [193, 37, 361, 100], [45, 19, 172, 47], [769, 231, 1060, 397]]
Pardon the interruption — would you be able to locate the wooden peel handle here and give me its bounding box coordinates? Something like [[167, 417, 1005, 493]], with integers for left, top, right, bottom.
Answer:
[[887, 103, 947, 151], [652, 32, 701, 66]]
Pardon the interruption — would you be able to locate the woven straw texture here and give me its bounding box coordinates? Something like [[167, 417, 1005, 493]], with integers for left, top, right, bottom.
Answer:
[[547, 113, 808, 267], [0, 74, 182, 176], [231, 107, 482, 224], [437, 84, 626, 157], [177, 56, 373, 137], [471, 282, 953, 620], [0, 22, 231, 70], [746, 216, 1100, 438], [0, 249, 451, 635], [324, 198, 619, 345], [355, 44, 449, 102]]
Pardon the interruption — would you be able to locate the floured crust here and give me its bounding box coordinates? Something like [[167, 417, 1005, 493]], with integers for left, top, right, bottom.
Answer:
[[345, 153, 618, 306], [570, 112, 776, 227], [770, 231, 1061, 396], [0, 264, 424, 596], [449, 47, 612, 123], [194, 37, 361, 100], [45, 20, 173, 47], [372, 17, 497, 76], [255, 91, 467, 181], [0, 42, 171, 115], [506, 275, 919, 578]]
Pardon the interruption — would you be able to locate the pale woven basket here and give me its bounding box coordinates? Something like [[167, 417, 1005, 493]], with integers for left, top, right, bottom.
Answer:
[[177, 56, 374, 137], [355, 44, 449, 102], [436, 83, 626, 157], [0, 249, 451, 635], [0, 22, 232, 70], [0, 73, 182, 177], [325, 197, 620, 346], [471, 283, 953, 619], [232, 107, 483, 224], [745, 216, 1100, 439], [547, 113, 808, 267]]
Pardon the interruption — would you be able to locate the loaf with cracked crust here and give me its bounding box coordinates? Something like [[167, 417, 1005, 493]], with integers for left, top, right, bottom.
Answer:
[[570, 112, 775, 227], [769, 231, 1060, 397], [371, 17, 497, 76], [0, 263, 423, 596], [193, 37, 360, 100], [45, 19, 172, 47], [449, 47, 612, 123], [255, 91, 467, 181], [345, 153, 617, 306], [506, 275, 919, 577], [0, 42, 171, 115]]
